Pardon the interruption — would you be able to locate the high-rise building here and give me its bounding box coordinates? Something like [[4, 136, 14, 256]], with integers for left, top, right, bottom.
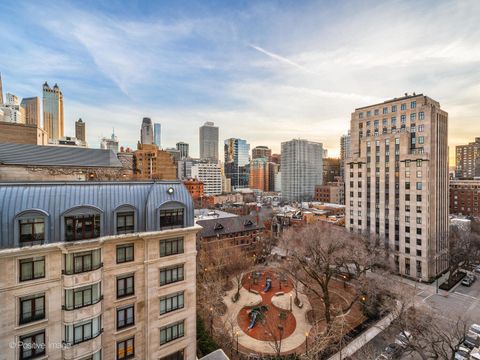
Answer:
[[249, 158, 270, 191], [177, 159, 194, 179], [0, 181, 199, 360], [199, 122, 219, 161], [224, 138, 250, 189], [140, 117, 154, 145], [340, 132, 351, 179], [154, 123, 161, 147], [176, 142, 189, 159], [252, 146, 272, 160], [281, 139, 323, 202], [75, 118, 86, 142], [20, 97, 41, 127], [323, 158, 341, 184], [2, 93, 25, 124], [345, 94, 449, 281], [100, 130, 119, 153], [455, 137, 480, 178], [133, 144, 177, 180], [166, 148, 182, 163], [191, 162, 223, 196], [42, 82, 64, 141], [269, 162, 280, 192]]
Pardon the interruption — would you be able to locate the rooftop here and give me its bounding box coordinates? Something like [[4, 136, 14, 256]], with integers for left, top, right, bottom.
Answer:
[[0, 142, 122, 168], [197, 215, 263, 238], [355, 93, 425, 111]]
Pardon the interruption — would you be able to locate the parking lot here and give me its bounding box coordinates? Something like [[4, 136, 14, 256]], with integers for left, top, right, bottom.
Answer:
[[454, 274, 480, 299]]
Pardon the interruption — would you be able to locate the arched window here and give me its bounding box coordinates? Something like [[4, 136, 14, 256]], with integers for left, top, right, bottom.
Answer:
[[62, 206, 102, 242], [114, 205, 137, 235], [14, 209, 49, 246], [158, 202, 185, 230]]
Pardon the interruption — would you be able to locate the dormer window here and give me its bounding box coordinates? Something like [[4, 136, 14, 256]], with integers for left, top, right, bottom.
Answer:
[[244, 219, 254, 227], [19, 218, 45, 244], [214, 223, 224, 231], [65, 214, 100, 241]]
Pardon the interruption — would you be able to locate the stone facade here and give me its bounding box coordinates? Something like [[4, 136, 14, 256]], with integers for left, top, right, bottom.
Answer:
[[345, 94, 449, 281]]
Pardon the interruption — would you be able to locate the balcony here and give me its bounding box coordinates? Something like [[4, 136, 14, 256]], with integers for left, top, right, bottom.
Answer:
[[62, 296, 103, 324]]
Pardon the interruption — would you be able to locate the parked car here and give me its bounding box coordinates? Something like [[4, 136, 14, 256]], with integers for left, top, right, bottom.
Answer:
[[474, 265, 480, 274], [463, 332, 480, 349], [454, 345, 471, 360], [470, 324, 480, 336], [462, 275, 476, 287], [395, 331, 412, 347], [380, 343, 403, 359]]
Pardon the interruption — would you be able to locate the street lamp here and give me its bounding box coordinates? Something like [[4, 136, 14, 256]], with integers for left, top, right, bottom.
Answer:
[[289, 293, 293, 311], [305, 331, 309, 354], [209, 307, 214, 333]]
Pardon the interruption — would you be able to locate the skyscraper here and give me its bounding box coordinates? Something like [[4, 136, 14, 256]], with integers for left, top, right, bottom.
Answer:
[[455, 137, 480, 178], [252, 146, 272, 160], [249, 157, 269, 191], [191, 161, 223, 196], [20, 97, 41, 127], [199, 122, 219, 161], [2, 93, 25, 124], [100, 130, 119, 153], [42, 82, 64, 141], [224, 138, 250, 189], [340, 131, 351, 180], [176, 142, 189, 159], [75, 118, 86, 142], [281, 139, 323, 202], [140, 117, 154, 145], [154, 122, 161, 147], [345, 94, 449, 281]]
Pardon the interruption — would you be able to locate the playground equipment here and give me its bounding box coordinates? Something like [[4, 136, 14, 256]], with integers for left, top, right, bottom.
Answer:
[[247, 305, 268, 330], [263, 277, 272, 292]]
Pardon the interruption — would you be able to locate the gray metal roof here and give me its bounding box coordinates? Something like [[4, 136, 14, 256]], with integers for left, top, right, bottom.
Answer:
[[197, 215, 263, 238], [200, 349, 230, 360], [0, 181, 194, 249], [0, 142, 122, 168]]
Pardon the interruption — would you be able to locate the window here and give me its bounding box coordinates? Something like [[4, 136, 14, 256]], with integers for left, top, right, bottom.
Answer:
[[416, 238, 422, 246], [160, 238, 184, 257], [383, 107, 388, 114], [79, 350, 102, 360], [160, 320, 185, 345], [366, 120, 370, 127], [418, 136, 424, 144], [64, 315, 102, 345], [391, 116, 397, 125], [405, 194, 410, 201], [410, 113, 416, 121], [65, 282, 101, 310], [416, 217, 422, 225], [117, 212, 135, 234], [405, 226, 410, 233], [416, 228, 422, 235], [374, 119, 379, 127], [418, 124, 424, 132], [160, 265, 184, 286], [19, 218, 45, 244], [19, 294, 45, 325], [161, 350, 185, 360], [117, 305, 135, 330], [65, 214, 100, 241], [416, 170, 422, 178], [117, 338, 134, 360], [367, 111, 371, 117], [374, 109, 379, 115], [19, 330, 45, 360], [416, 249, 422, 257], [359, 112, 364, 119], [391, 105, 397, 112], [405, 216, 410, 223], [117, 244, 134, 264], [19, 257, 45, 282], [405, 247, 410, 254], [416, 206, 422, 214], [416, 182, 422, 190], [401, 103, 407, 110], [401, 115, 406, 124], [411, 101, 416, 109], [417, 194, 422, 202], [117, 274, 134, 298], [416, 160, 422, 167], [160, 209, 184, 229], [160, 291, 185, 315], [64, 249, 101, 275], [405, 171, 410, 178]]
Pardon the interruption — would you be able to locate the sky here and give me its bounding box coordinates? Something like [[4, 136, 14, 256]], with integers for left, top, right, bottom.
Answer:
[[1, 0, 480, 162]]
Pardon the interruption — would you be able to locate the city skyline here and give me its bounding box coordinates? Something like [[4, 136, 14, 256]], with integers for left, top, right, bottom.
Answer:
[[1, 1, 480, 162]]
